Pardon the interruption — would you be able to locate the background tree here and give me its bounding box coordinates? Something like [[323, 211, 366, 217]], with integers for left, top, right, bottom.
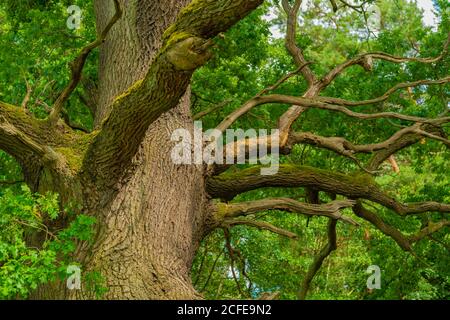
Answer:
[[0, 0, 449, 299]]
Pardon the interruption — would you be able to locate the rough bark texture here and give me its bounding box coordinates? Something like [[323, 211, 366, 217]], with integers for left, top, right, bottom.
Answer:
[[84, 0, 207, 300], [33, 0, 209, 300]]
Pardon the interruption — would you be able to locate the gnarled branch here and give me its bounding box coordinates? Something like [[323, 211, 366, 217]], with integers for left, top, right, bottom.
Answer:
[[214, 198, 358, 225], [47, 0, 122, 124], [317, 77, 450, 107], [282, 0, 317, 88], [193, 99, 231, 120], [215, 62, 311, 133], [83, 0, 264, 189], [353, 201, 412, 251], [222, 218, 299, 239], [317, 33, 449, 91], [298, 219, 337, 299], [207, 164, 450, 216]]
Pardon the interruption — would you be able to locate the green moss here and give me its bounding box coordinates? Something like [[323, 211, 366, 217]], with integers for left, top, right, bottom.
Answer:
[[162, 0, 202, 37], [162, 30, 195, 52], [113, 79, 144, 104], [214, 202, 229, 220], [55, 147, 83, 172], [214, 164, 375, 187], [161, 0, 206, 50], [57, 132, 96, 172], [72, 131, 96, 150], [1, 101, 42, 129], [350, 172, 377, 186]]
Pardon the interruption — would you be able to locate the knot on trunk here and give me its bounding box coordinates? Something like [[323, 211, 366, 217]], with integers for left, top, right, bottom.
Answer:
[[166, 36, 213, 71]]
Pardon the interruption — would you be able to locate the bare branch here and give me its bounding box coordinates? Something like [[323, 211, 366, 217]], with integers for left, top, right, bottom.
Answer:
[[286, 122, 447, 157], [207, 164, 450, 216], [387, 155, 400, 173], [354, 202, 449, 251], [338, 0, 369, 13], [414, 129, 450, 147], [199, 248, 225, 293], [409, 220, 450, 243], [318, 33, 450, 91], [316, 77, 450, 107], [223, 228, 246, 297], [222, 218, 299, 239], [297, 98, 449, 124], [223, 228, 254, 297], [329, 0, 338, 12], [193, 99, 231, 120], [367, 124, 446, 171], [352, 201, 412, 251], [282, 0, 317, 88], [298, 219, 337, 299], [215, 63, 311, 133], [215, 198, 358, 225], [47, 0, 122, 124], [21, 78, 32, 109], [234, 93, 449, 124], [214, 91, 448, 161]]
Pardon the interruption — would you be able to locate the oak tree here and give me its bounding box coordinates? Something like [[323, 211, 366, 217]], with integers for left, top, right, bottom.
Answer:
[[0, 0, 449, 299]]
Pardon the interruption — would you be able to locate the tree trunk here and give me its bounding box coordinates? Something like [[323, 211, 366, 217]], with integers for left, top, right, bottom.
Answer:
[[33, 0, 210, 300]]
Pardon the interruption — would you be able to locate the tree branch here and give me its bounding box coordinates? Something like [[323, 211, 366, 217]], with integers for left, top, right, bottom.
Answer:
[[317, 33, 449, 91], [298, 219, 337, 299], [222, 218, 299, 239], [83, 0, 264, 189], [47, 0, 122, 124], [214, 198, 358, 225], [409, 220, 450, 243], [207, 164, 450, 216], [0, 101, 58, 162], [366, 124, 446, 171], [215, 63, 311, 133], [280, 96, 449, 123], [193, 99, 231, 120], [222, 228, 245, 296], [352, 201, 412, 251], [0, 100, 85, 190], [354, 201, 449, 251], [21, 78, 32, 109], [285, 122, 448, 160], [316, 77, 450, 107], [282, 0, 317, 88], [212, 91, 448, 160]]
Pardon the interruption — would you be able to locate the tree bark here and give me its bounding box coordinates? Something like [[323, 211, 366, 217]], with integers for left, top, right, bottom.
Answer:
[[83, 0, 210, 300], [34, 0, 210, 300]]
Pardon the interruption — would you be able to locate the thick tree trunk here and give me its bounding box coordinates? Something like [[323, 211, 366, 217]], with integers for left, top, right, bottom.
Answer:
[[80, 101, 207, 299], [86, 0, 208, 300], [33, 0, 211, 299]]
